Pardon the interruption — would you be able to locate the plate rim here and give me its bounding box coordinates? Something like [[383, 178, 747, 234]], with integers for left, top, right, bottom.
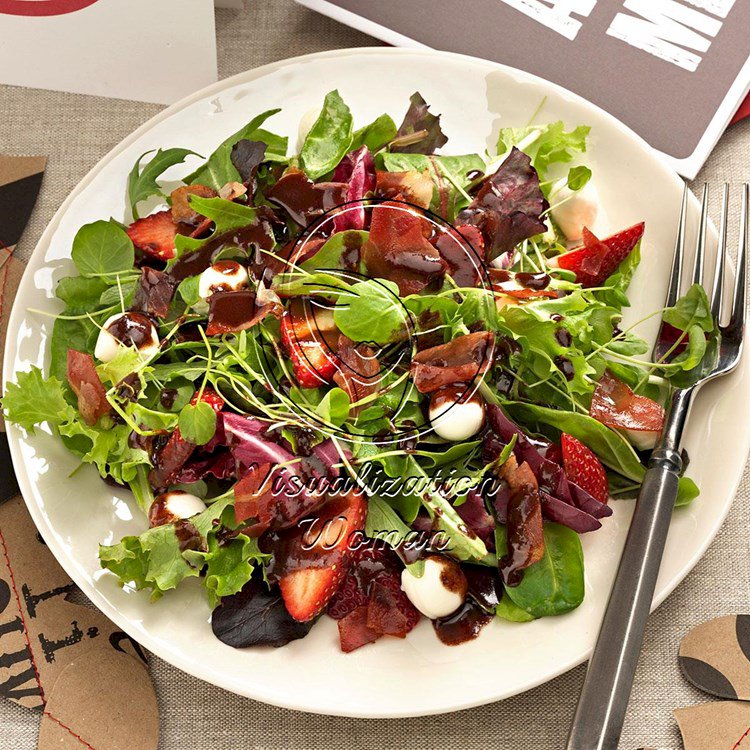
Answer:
[[3, 45, 739, 718]]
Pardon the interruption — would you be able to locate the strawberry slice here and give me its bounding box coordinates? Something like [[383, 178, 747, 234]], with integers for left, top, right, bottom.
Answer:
[[590, 370, 665, 433], [280, 311, 338, 389], [126, 209, 179, 261], [556, 222, 645, 287], [561, 433, 609, 504], [191, 387, 224, 413], [278, 491, 367, 622]]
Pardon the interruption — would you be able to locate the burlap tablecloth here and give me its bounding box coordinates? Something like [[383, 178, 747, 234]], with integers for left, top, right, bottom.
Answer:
[[2, 2, 749, 747]]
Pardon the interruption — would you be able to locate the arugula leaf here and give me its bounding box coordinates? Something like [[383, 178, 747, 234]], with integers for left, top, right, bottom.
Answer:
[[496, 522, 584, 617], [350, 113, 397, 152], [1, 368, 70, 433], [365, 494, 413, 545], [71, 220, 134, 278], [301, 230, 368, 273], [128, 148, 198, 219], [178, 400, 217, 445], [408, 458, 488, 562], [299, 90, 353, 180], [172, 196, 265, 257], [184, 109, 286, 190], [333, 279, 406, 345]]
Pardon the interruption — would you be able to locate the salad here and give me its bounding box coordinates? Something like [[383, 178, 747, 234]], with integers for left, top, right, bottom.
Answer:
[[2, 90, 716, 653]]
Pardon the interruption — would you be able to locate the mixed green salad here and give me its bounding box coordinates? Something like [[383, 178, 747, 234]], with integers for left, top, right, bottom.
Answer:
[[2, 91, 716, 652]]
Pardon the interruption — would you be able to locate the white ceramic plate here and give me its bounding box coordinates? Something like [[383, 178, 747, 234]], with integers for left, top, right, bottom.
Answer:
[[5, 48, 750, 718]]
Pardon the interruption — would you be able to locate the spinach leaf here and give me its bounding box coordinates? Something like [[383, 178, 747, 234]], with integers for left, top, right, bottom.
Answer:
[[71, 220, 134, 278], [178, 400, 217, 445], [184, 109, 286, 190], [299, 90, 353, 180], [333, 279, 406, 344], [567, 165, 592, 191], [301, 230, 368, 273], [315, 387, 350, 427], [496, 522, 584, 617], [56, 276, 109, 310], [351, 113, 397, 152], [128, 147, 198, 219], [50, 315, 98, 382], [596, 241, 641, 310], [495, 592, 536, 622], [663, 283, 714, 333]]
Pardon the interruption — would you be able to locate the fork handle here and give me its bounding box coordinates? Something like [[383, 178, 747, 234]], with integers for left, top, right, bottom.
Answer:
[[567, 389, 692, 750]]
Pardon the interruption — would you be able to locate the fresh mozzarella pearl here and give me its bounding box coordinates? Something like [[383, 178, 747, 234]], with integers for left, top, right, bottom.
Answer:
[[623, 428, 660, 452], [94, 312, 160, 363], [400, 555, 467, 620], [550, 179, 600, 242], [148, 491, 207, 527], [429, 387, 486, 442], [198, 260, 249, 302], [297, 106, 321, 152]]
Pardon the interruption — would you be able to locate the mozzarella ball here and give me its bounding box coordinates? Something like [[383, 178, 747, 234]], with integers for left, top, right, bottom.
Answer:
[[429, 387, 486, 442], [623, 428, 660, 452], [550, 179, 600, 242], [94, 312, 160, 363], [198, 260, 249, 302], [297, 106, 322, 152], [148, 491, 207, 528], [401, 555, 468, 620]]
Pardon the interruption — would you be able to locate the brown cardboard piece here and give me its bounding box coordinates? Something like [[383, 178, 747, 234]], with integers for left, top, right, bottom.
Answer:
[[37, 648, 159, 750], [674, 701, 750, 750], [0, 495, 149, 710], [679, 615, 750, 701]]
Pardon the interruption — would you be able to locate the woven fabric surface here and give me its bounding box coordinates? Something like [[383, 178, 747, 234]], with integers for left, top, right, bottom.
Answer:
[[2, 2, 749, 747]]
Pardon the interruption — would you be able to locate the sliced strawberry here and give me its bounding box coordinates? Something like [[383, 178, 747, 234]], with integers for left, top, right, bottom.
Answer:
[[590, 370, 665, 433], [556, 222, 645, 287], [127, 209, 179, 261], [280, 311, 338, 389], [191, 387, 224, 412], [366, 577, 420, 638], [328, 575, 368, 620], [67, 349, 110, 425], [338, 606, 381, 653], [278, 491, 367, 622], [561, 433, 609, 504]]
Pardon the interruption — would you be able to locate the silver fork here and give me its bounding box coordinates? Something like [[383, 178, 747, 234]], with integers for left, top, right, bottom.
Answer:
[[567, 183, 748, 750]]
